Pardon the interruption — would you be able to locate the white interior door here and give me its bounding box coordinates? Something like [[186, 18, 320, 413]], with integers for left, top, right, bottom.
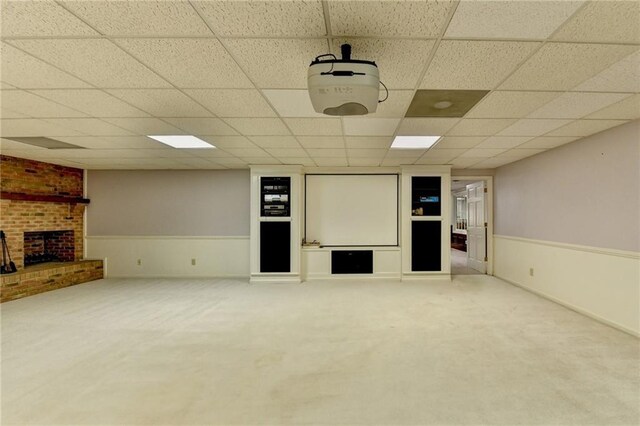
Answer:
[[466, 182, 486, 273]]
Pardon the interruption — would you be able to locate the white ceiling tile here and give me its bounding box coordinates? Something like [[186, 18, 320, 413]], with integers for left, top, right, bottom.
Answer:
[[527, 92, 631, 119], [445, 1, 585, 39], [370, 91, 413, 118], [264, 148, 308, 158], [474, 136, 533, 149], [0, 43, 91, 89], [0, 138, 47, 150], [329, 0, 453, 37], [344, 136, 392, 149], [163, 118, 239, 136], [500, 43, 638, 91], [306, 149, 346, 158], [0, 108, 30, 119], [497, 149, 546, 160], [1, 82, 15, 89], [55, 136, 170, 150], [241, 157, 282, 165], [298, 136, 345, 149], [343, 118, 401, 136], [30, 89, 150, 118], [198, 135, 256, 151], [572, 51, 640, 93], [449, 157, 484, 168], [381, 158, 415, 166], [332, 39, 436, 89], [585, 95, 640, 120], [224, 148, 271, 158], [193, 0, 325, 37], [397, 118, 461, 136], [175, 158, 224, 169], [62, 1, 212, 36], [348, 158, 382, 167], [116, 39, 252, 89], [314, 158, 349, 167], [184, 147, 235, 159], [386, 149, 426, 158], [552, 1, 640, 43], [466, 91, 561, 119], [468, 158, 516, 169], [421, 41, 540, 90], [101, 118, 185, 136], [347, 149, 388, 158], [447, 119, 517, 136], [107, 89, 212, 117], [497, 119, 572, 137], [249, 136, 301, 149], [413, 157, 452, 165], [1, 0, 98, 36], [222, 118, 290, 136], [213, 158, 248, 166], [283, 118, 342, 136], [0, 90, 87, 118], [460, 148, 508, 158], [11, 39, 171, 89], [0, 118, 83, 137], [224, 39, 328, 89], [279, 157, 316, 167], [545, 120, 628, 137], [517, 136, 579, 150], [262, 89, 323, 118], [421, 148, 466, 160], [432, 137, 485, 149], [43, 118, 135, 136], [183, 89, 276, 118]]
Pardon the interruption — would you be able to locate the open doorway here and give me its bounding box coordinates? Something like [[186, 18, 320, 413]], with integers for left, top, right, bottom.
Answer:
[[450, 177, 493, 275]]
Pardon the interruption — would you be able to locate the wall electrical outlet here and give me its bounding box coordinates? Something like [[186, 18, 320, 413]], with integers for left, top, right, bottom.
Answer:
[[137, 259, 142, 266], [191, 258, 196, 266], [529, 268, 534, 277]]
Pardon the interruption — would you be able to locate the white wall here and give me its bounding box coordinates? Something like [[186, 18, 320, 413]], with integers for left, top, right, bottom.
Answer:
[[494, 120, 640, 335], [86, 170, 250, 278]]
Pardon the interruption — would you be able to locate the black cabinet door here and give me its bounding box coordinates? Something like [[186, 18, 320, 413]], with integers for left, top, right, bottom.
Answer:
[[412, 221, 441, 271], [331, 250, 373, 274], [260, 222, 290, 273]]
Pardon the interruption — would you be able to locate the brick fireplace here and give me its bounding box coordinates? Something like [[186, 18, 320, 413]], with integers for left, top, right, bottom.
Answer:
[[23, 230, 75, 266], [1, 155, 103, 302]]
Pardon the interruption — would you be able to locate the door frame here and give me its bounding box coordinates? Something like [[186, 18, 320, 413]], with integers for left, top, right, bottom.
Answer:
[[451, 175, 493, 276]]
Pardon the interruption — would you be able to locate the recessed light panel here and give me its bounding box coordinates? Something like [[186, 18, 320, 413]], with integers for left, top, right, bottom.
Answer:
[[391, 136, 441, 149], [406, 89, 489, 117], [147, 135, 215, 149]]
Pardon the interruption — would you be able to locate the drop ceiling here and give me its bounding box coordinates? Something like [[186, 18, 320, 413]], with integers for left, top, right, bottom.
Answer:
[[0, 0, 638, 170]]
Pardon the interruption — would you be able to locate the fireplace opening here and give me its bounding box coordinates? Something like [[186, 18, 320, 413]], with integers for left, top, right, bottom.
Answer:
[[23, 230, 75, 267]]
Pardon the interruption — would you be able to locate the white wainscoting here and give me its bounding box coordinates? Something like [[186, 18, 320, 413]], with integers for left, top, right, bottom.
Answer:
[[494, 235, 640, 336], [86, 236, 249, 278]]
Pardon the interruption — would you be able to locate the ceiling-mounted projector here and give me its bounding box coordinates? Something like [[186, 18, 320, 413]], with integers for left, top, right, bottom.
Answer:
[[308, 44, 385, 116]]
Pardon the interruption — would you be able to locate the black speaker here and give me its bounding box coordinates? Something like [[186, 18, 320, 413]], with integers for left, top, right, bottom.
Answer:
[[331, 250, 373, 274], [260, 221, 290, 273], [412, 221, 441, 271]]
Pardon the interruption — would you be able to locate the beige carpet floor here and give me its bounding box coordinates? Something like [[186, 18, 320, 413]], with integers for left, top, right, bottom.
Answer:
[[2, 276, 639, 425]]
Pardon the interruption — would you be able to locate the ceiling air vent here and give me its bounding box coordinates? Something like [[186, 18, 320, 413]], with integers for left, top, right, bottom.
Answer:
[[5, 137, 85, 149]]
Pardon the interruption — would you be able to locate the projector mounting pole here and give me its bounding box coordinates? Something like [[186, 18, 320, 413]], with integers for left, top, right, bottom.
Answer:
[[341, 44, 351, 61]]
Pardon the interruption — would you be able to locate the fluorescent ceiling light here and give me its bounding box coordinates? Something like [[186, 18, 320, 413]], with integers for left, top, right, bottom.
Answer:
[[147, 135, 215, 149], [391, 136, 441, 149]]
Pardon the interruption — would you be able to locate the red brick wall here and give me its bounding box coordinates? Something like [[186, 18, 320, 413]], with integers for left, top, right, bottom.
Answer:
[[1, 156, 85, 270], [1, 154, 83, 196]]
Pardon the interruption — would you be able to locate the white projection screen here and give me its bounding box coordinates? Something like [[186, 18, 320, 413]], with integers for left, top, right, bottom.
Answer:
[[305, 174, 398, 246]]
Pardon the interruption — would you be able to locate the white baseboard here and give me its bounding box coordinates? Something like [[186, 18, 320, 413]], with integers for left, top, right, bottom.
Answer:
[[494, 235, 640, 337], [86, 236, 249, 278]]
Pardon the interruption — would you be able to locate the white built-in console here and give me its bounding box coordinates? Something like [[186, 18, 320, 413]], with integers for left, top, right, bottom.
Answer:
[[250, 165, 451, 283]]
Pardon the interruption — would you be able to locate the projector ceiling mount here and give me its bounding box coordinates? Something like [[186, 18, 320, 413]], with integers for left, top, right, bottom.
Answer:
[[308, 44, 387, 116]]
